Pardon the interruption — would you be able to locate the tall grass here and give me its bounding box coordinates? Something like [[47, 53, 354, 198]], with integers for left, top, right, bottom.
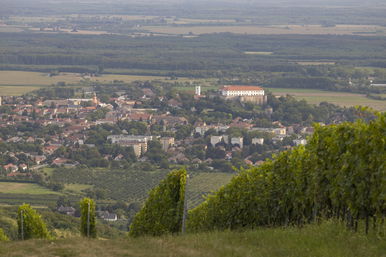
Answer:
[[0, 221, 385, 257]]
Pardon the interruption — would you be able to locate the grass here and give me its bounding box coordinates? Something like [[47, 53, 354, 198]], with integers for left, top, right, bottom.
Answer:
[[0, 182, 61, 195], [64, 184, 93, 194], [267, 87, 386, 111], [0, 222, 384, 257], [0, 85, 45, 96], [0, 70, 216, 96]]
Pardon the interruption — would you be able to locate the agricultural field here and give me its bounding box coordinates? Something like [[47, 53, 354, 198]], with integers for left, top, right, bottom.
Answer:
[[0, 70, 217, 96], [0, 86, 45, 96], [187, 172, 234, 208], [64, 184, 93, 194], [244, 51, 273, 55], [0, 182, 61, 195], [142, 24, 386, 36], [296, 61, 336, 65], [0, 182, 64, 207], [267, 88, 386, 111]]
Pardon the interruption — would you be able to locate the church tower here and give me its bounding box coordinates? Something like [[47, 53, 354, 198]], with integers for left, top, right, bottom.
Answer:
[[92, 92, 99, 105]]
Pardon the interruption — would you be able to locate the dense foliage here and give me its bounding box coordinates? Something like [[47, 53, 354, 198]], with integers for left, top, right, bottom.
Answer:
[[0, 228, 8, 241], [187, 112, 385, 234], [80, 198, 97, 238], [129, 169, 187, 237], [17, 204, 50, 240]]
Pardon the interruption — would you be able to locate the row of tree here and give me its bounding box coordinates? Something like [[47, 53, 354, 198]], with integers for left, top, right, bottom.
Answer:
[[187, 111, 385, 234], [0, 198, 96, 241]]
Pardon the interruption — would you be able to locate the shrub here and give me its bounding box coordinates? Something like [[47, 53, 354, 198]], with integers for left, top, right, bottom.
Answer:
[[17, 204, 50, 240], [80, 198, 97, 238], [188, 112, 386, 234], [129, 169, 187, 237]]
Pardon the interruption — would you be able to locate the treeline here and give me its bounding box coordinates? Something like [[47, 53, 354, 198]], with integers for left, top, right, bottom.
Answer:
[[269, 77, 338, 90], [187, 111, 385, 234], [0, 33, 385, 75]]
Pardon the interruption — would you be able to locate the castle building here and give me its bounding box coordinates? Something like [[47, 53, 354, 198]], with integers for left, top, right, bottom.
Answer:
[[220, 85, 266, 105]]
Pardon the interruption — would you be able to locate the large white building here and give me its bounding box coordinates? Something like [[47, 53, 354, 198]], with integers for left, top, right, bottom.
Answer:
[[220, 85, 266, 104], [107, 135, 154, 157], [221, 85, 264, 97]]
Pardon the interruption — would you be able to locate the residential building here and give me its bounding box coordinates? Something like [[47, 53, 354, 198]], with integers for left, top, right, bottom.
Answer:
[[107, 135, 154, 156], [231, 137, 244, 148], [252, 138, 264, 145], [160, 137, 175, 152]]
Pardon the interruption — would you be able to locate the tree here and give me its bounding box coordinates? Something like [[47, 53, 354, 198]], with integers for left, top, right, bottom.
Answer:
[[80, 198, 97, 238], [17, 204, 50, 240], [129, 169, 187, 237]]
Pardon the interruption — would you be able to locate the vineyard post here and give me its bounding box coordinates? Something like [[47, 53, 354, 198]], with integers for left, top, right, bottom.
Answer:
[[20, 209, 24, 240], [181, 174, 189, 234], [87, 201, 90, 238]]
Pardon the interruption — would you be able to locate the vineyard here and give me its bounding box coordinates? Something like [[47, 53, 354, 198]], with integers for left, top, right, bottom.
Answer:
[[48, 168, 233, 207], [50, 168, 170, 203], [187, 173, 233, 208], [188, 111, 386, 234]]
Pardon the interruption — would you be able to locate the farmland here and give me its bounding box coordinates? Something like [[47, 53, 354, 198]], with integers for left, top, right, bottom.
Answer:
[[0, 182, 61, 195], [187, 172, 234, 208], [267, 88, 386, 111], [48, 167, 234, 209], [0, 86, 45, 96], [0, 70, 218, 96], [142, 24, 386, 36], [0, 71, 167, 86]]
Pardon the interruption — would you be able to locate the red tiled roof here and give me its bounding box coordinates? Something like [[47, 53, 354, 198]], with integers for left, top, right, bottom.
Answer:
[[221, 85, 264, 91]]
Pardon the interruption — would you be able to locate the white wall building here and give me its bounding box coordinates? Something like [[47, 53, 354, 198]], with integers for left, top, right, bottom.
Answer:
[[221, 85, 264, 97], [231, 137, 244, 148], [293, 139, 307, 146], [210, 136, 224, 147], [195, 86, 201, 96], [252, 138, 264, 145]]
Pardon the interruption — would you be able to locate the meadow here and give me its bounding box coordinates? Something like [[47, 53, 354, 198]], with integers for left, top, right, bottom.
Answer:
[[0, 70, 215, 96], [0, 222, 384, 257], [267, 88, 386, 111], [0, 182, 61, 195]]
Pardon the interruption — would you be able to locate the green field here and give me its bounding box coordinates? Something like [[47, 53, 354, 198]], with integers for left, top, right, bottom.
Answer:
[[0, 182, 61, 195], [0, 85, 46, 96], [0, 70, 216, 96], [267, 88, 386, 111], [0, 222, 384, 257], [64, 184, 93, 194], [188, 172, 234, 208]]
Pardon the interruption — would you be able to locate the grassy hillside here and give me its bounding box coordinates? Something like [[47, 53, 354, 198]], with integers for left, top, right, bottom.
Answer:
[[0, 222, 385, 257]]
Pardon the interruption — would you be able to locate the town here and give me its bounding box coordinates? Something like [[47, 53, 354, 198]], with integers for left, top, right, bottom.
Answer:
[[0, 81, 356, 178]]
